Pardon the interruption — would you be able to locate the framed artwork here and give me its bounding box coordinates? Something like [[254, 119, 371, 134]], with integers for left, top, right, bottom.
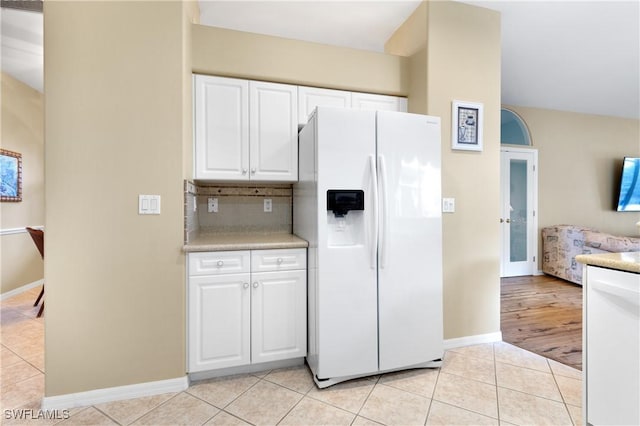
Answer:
[[452, 100, 484, 152], [0, 149, 23, 202]]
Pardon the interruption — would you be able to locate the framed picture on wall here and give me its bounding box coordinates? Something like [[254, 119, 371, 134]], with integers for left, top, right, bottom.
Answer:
[[452, 100, 484, 152], [0, 149, 23, 202]]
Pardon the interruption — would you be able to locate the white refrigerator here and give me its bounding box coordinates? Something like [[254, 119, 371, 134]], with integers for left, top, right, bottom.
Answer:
[[294, 107, 443, 387]]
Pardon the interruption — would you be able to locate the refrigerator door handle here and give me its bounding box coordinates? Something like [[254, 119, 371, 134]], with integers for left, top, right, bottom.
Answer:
[[378, 154, 388, 269], [369, 154, 379, 269]]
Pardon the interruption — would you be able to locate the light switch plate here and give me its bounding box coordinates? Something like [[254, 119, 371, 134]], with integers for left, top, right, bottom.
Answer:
[[139, 195, 161, 215], [264, 198, 272, 213], [442, 197, 455, 213]]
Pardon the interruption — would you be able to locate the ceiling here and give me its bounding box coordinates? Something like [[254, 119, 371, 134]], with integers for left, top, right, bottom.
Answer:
[[2, 1, 638, 119]]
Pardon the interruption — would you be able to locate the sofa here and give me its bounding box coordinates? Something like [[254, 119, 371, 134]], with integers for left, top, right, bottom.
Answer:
[[542, 225, 640, 285]]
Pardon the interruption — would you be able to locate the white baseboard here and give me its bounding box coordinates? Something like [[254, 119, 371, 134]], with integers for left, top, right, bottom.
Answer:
[[534, 269, 544, 276], [0, 225, 44, 236], [443, 331, 503, 350], [0, 279, 44, 301], [41, 376, 189, 411]]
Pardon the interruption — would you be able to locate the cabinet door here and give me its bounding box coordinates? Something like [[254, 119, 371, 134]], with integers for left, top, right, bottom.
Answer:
[[188, 273, 251, 372], [251, 270, 307, 364], [298, 86, 351, 126], [249, 81, 298, 181], [351, 92, 408, 112], [194, 75, 249, 180]]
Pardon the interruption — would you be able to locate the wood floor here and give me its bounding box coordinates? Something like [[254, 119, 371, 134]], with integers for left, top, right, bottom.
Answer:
[[501, 274, 583, 370]]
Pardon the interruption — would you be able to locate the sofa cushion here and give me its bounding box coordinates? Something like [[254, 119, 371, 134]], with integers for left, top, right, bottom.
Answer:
[[583, 230, 640, 253]]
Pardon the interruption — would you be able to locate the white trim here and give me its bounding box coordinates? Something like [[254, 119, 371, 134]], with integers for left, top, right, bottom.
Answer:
[[41, 376, 189, 411], [0, 226, 44, 236], [443, 331, 503, 350], [0, 279, 44, 301], [534, 269, 544, 276]]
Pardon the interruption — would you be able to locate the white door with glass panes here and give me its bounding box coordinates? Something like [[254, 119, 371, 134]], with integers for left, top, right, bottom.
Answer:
[[500, 148, 538, 277]]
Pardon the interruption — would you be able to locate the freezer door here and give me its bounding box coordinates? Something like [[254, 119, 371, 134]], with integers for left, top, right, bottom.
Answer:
[[315, 107, 380, 380], [376, 111, 443, 371]]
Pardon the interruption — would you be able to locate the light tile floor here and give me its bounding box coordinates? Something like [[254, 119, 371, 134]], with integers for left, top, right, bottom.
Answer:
[[1, 286, 583, 425]]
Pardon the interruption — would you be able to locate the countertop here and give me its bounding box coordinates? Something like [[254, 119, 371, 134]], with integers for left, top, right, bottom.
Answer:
[[576, 251, 640, 274], [184, 232, 308, 252]]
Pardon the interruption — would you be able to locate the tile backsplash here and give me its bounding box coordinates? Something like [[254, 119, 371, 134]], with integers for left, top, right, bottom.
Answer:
[[184, 181, 293, 242]]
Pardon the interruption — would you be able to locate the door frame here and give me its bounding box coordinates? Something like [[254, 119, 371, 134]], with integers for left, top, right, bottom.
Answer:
[[500, 147, 539, 277]]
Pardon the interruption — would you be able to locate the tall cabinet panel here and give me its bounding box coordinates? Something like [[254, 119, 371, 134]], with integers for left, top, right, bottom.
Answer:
[[193, 75, 249, 180], [249, 81, 298, 181]]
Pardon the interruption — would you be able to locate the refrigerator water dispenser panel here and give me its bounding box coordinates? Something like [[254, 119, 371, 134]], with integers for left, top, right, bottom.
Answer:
[[326, 190, 365, 247], [327, 190, 364, 217]]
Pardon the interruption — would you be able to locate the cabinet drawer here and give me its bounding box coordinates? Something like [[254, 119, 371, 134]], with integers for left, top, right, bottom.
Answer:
[[251, 249, 306, 272], [189, 251, 250, 276]]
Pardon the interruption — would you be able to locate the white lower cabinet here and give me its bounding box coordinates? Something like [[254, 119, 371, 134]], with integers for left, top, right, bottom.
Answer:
[[251, 270, 307, 363], [188, 273, 251, 371], [188, 249, 307, 373], [584, 265, 639, 425]]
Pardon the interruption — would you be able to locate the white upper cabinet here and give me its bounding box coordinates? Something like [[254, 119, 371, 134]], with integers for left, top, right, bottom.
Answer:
[[351, 92, 408, 112], [193, 75, 408, 182], [298, 86, 352, 126], [249, 81, 298, 182], [194, 75, 249, 181], [193, 75, 297, 182]]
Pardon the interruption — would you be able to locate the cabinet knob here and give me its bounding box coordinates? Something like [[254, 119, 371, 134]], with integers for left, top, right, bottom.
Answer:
[[252, 282, 259, 288], [243, 283, 249, 289], [506, 218, 511, 223], [277, 257, 283, 264], [500, 218, 504, 223], [251, 168, 256, 174], [217, 260, 224, 267], [242, 169, 247, 175]]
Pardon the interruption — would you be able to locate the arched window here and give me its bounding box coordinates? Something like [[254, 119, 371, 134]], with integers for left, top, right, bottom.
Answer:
[[501, 108, 531, 146]]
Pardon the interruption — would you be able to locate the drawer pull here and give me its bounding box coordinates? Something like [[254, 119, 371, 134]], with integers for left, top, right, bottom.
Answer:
[[243, 282, 249, 289], [277, 258, 283, 264], [252, 282, 259, 288], [217, 260, 224, 267]]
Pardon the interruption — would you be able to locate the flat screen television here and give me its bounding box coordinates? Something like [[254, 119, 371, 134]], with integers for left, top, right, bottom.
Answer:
[[616, 157, 640, 211]]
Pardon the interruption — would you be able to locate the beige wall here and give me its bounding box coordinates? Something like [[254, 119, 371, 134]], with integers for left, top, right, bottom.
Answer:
[[426, 1, 502, 339], [505, 106, 640, 265], [386, 0, 502, 340], [42, 0, 501, 398], [44, 1, 194, 396], [1, 73, 45, 294], [192, 24, 409, 96]]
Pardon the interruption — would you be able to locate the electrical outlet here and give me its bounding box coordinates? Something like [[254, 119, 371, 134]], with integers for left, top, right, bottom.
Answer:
[[208, 197, 218, 213], [264, 198, 272, 213], [442, 197, 455, 213]]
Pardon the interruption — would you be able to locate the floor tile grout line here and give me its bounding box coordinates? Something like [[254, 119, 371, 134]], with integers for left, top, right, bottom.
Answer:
[[92, 404, 127, 426], [273, 389, 305, 425], [428, 399, 501, 422], [355, 374, 380, 418], [422, 364, 442, 425], [547, 358, 578, 425], [493, 342, 501, 424]]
